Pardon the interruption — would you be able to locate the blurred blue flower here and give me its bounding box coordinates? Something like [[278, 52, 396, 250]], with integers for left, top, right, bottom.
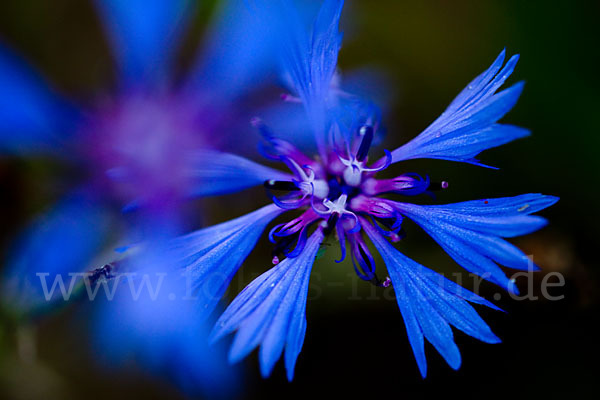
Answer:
[[92, 234, 240, 399], [163, 0, 558, 379], [0, 0, 283, 395], [0, 0, 282, 310]]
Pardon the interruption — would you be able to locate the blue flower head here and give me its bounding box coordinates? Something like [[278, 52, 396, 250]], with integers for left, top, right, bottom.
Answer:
[[166, 0, 559, 380], [0, 0, 280, 311], [1, 0, 281, 394], [93, 237, 239, 398]]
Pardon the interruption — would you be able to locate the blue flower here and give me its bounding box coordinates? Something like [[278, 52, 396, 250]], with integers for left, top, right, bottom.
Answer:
[[166, 0, 558, 379], [92, 239, 239, 398], [0, 0, 279, 310], [1, 0, 280, 394]]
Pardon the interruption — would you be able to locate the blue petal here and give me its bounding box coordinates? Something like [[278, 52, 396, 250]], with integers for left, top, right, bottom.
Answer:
[[92, 245, 237, 398], [1, 192, 109, 313], [390, 50, 528, 167], [169, 204, 286, 318], [430, 193, 559, 217], [309, 0, 345, 101], [188, 0, 278, 101], [256, 102, 316, 150], [210, 228, 324, 381], [94, 0, 193, 87], [0, 44, 79, 154], [389, 194, 558, 292], [186, 150, 292, 197], [255, 0, 344, 152], [364, 222, 500, 378]]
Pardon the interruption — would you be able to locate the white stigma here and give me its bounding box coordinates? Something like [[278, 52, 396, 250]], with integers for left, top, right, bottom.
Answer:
[[322, 194, 349, 214], [317, 194, 360, 232], [287, 158, 329, 199], [338, 155, 383, 187], [342, 160, 364, 187]]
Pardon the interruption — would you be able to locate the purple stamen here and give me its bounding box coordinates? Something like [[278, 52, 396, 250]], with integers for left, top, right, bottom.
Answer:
[[323, 213, 340, 236], [275, 209, 319, 237], [285, 226, 309, 257], [346, 214, 361, 233], [335, 222, 347, 263], [266, 188, 307, 210], [260, 124, 443, 292], [253, 119, 322, 173], [348, 234, 375, 281], [269, 223, 287, 243], [361, 173, 430, 196]]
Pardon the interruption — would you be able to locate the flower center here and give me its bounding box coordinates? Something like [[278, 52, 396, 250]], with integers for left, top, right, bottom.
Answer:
[[259, 120, 449, 286], [86, 94, 205, 208]]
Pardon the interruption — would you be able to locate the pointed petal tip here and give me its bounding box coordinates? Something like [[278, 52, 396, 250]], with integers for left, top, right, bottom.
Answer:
[[521, 194, 559, 213], [511, 80, 526, 92], [495, 48, 507, 64], [416, 359, 428, 379], [467, 159, 501, 169], [208, 317, 231, 346], [543, 195, 560, 208], [512, 193, 558, 213], [477, 297, 504, 312], [508, 53, 521, 64], [448, 354, 462, 371], [486, 333, 502, 344], [285, 365, 296, 382], [508, 279, 520, 296], [208, 327, 223, 346], [227, 343, 249, 365], [259, 356, 276, 379], [516, 127, 532, 138]]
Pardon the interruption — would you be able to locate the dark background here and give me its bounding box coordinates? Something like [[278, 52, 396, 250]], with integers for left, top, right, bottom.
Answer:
[[1, 0, 598, 399]]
